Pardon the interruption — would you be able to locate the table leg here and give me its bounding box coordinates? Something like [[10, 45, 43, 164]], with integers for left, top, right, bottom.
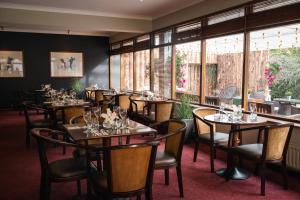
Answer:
[[216, 124, 250, 180]]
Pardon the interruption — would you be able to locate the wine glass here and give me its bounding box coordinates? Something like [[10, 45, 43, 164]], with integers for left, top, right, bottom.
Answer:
[[83, 111, 92, 133], [115, 118, 122, 134], [119, 108, 127, 128], [250, 103, 257, 120], [113, 106, 120, 115]]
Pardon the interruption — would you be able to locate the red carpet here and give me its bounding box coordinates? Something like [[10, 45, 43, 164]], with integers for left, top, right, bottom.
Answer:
[[0, 110, 300, 200]]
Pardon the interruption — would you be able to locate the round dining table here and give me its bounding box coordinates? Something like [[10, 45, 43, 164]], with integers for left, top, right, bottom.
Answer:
[[204, 113, 268, 180]]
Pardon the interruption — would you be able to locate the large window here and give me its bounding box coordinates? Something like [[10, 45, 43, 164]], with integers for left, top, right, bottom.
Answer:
[[248, 23, 300, 119], [151, 46, 172, 98], [204, 33, 244, 106], [110, 55, 120, 90], [175, 41, 201, 102], [120, 53, 133, 91], [134, 50, 150, 91]]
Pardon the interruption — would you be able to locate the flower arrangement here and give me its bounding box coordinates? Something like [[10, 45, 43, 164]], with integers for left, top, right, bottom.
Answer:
[[264, 63, 284, 87], [101, 109, 118, 125]]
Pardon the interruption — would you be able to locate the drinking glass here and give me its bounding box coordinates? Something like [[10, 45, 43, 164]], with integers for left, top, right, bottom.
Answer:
[[83, 111, 92, 133], [250, 104, 257, 120], [113, 106, 120, 115], [119, 108, 127, 128], [115, 118, 122, 134]]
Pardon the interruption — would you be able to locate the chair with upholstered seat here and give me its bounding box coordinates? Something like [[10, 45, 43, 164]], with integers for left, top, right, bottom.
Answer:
[[143, 102, 174, 125], [227, 123, 294, 195], [23, 103, 54, 148], [31, 128, 91, 200], [193, 108, 229, 172], [62, 106, 87, 124], [130, 95, 147, 120], [151, 119, 186, 197], [116, 94, 131, 110], [89, 141, 159, 200]]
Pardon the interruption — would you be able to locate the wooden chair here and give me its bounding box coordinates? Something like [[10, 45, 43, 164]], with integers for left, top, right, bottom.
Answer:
[[95, 90, 104, 105], [116, 94, 131, 110], [130, 95, 147, 119], [89, 142, 159, 200], [151, 120, 187, 197], [31, 128, 91, 200], [227, 123, 294, 195], [193, 108, 229, 172], [62, 106, 86, 124], [143, 102, 174, 125], [23, 103, 53, 148]]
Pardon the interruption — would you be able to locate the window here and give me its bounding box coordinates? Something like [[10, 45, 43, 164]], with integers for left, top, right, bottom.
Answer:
[[207, 8, 244, 25], [137, 35, 150, 42], [174, 41, 201, 102], [111, 43, 121, 50], [134, 50, 150, 91], [204, 33, 244, 106], [154, 30, 172, 46], [176, 22, 201, 33], [248, 23, 300, 119], [151, 46, 172, 98], [120, 53, 133, 91], [253, 0, 300, 13], [110, 55, 121, 90]]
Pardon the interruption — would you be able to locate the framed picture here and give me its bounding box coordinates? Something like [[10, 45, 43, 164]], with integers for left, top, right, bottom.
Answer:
[[50, 52, 83, 77], [0, 50, 24, 78]]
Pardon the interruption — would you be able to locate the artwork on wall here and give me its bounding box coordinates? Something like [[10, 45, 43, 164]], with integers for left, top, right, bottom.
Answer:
[[0, 50, 24, 77], [50, 52, 83, 77]]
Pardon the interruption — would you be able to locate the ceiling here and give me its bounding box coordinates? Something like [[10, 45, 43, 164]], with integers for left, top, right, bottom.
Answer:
[[0, 0, 205, 20]]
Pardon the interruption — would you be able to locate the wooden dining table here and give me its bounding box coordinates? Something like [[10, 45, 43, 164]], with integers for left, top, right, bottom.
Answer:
[[204, 113, 268, 180], [63, 119, 157, 145]]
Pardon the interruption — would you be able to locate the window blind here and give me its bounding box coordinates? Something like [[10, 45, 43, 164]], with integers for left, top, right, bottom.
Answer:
[[207, 8, 245, 25], [253, 0, 300, 13]]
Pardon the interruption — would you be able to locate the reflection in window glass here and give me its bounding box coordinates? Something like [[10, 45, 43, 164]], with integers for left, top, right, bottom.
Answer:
[[151, 46, 172, 98], [120, 53, 133, 91], [135, 50, 150, 91], [248, 23, 300, 118], [154, 30, 172, 46], [175, 41, 201, 102], [110, 55, 120, 90], [205, 33, 244, 106]]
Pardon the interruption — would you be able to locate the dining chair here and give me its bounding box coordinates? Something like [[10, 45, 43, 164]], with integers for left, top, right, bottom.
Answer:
[[193, 107, 229, 172], [62, 106, 86, 124], [116, 94, 131, 110], [89, 141, 159, 200], [227, 123, 294, 195], [130, 95, 147, 119], [151, 119, 186, 197], [31, 128, 91, 200], [95, 90, 104, 105], [23, 103, 53, 148], [143, 102, 174, 125]]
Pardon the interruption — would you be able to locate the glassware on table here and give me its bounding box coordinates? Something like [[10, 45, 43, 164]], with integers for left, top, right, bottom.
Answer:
[[235, 105, 243, 121], [115, 118, 122, 134], [83, 111, 92, 133], [119, 108, 127, 128], [113, 106, 120, 115], [249, 103, 257, 121], [219, 103, 225, 119]]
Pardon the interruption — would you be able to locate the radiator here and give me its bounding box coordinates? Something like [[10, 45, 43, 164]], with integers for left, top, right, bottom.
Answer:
[[287, 144, 300, 171]]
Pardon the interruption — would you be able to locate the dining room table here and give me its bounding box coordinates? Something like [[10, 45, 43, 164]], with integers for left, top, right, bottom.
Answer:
[[204, 112, 268, 180], [63, 119, 157, 145]]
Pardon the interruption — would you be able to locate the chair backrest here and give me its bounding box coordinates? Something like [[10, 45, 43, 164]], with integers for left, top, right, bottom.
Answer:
[[31, 128, 89, 174], [193, 108, 217, 135], [164, 120, 187, 159], [263, 124, 294, 161], [103, 142, 159, 194], [85, 90, 95, 101], [117, 94, 130, 110], [95, 90, 104, 102], [63, 106, 86, 124], [129, 95, 145, 112], [155, 102, 173, 123]]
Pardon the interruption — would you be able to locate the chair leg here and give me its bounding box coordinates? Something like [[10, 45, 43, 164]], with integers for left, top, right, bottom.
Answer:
[[209, 144, 215, 173], [260, 163, 266, 196], [254, 163, 260, 175], [77, 180, 81, 196], [176, 165, 184, 198], [193, 140, 199, 162], [44, 178, 51, 200], [26, 129, 30, 148], [164, 169, 169, 185], [137, 194, 141, 200], [214, 148, 217, 159], [282, 160, 288, 190], [145, 186, 153, 200], [62, 135, 67, 155]]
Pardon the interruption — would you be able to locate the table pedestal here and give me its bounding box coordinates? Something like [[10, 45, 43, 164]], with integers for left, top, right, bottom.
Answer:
[[216, 167, 250, 180]]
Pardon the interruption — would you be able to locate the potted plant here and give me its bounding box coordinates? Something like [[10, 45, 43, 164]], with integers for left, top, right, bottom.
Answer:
[[285, 91, 292, 100], [176, 94, 194, 144], [70, 78, 83, 98]]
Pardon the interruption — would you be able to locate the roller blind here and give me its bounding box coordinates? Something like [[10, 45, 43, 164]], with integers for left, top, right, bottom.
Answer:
[[253, 0, 300, 13]]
